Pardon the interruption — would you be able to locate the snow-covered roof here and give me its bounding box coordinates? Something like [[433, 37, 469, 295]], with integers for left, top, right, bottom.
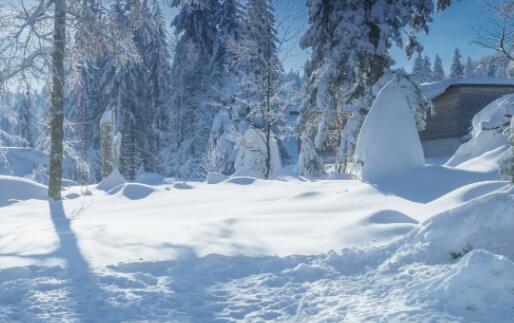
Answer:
[[420, 79, 514, 100]]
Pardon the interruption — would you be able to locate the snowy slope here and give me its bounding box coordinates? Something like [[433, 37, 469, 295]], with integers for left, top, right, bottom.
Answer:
[[1, 143, 513, 321]]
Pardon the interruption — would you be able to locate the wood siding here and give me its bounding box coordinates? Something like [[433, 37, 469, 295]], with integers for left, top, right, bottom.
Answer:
[[420, 84, 514, 141]]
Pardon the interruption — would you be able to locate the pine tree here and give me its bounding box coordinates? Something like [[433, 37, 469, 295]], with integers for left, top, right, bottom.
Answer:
[[16, 91, 35, 147], [169, 0, 220, 178], [411, 54, 424, 83], [433, 54, 445, 81], [450, 48, 464, 79], [244, 0, 285, 179], [423, 55, 433, 82], [465, 56, 474, 79]]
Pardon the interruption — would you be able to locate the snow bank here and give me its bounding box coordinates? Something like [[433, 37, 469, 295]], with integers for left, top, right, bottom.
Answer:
[[354, 78, 425, 180], [97, 169, 126, 191], [430, 249, 514, 312], [0, 147, 48, 183], [382, 185, 514, 269], [447, 93, 514, 173], [0, 176, 47, 206], [108, 183, 155, 200]]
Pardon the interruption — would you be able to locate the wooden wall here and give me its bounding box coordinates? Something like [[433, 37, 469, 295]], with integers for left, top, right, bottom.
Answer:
[[420, 85, 514, 141]]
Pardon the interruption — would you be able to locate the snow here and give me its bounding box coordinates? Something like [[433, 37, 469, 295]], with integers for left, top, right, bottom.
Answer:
[[446, 93, 514, 177], [420, 78, 514, 100], [234, 128, 281, 178], [1, 93, 514, 320], [354, 78, 425, 180]]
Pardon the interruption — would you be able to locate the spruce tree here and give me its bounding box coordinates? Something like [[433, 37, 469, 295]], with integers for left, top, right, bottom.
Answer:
[[169, 0, 220, 178], [423, 55, 433, 82], [411, 54, 424, 83], [433, 54, 445, 81], [465, 57, 474, 79], [450, 48, 464, 79]]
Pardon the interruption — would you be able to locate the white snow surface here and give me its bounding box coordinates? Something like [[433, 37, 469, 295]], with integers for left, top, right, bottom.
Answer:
[[354, 78, 425, 180], [421, 78, 514, 99], [447, 93, 514, 173], [1, 146, 513, 321]]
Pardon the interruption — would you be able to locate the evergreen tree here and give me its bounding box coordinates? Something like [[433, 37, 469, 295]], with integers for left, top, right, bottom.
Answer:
[[244, 0, 285, 179], [450, 48, 464, 79], [300, 0, 438, 175], [411, 54, 424, 83], [16, 91, 35, 147], [465, 56, 474, 78], [433, 54, 445, 81], [169, 0, 220, 178], [423, 55, 433, 82]]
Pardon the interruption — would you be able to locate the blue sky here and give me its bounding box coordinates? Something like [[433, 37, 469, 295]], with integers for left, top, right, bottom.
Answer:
[[277, 0, 498, 74]]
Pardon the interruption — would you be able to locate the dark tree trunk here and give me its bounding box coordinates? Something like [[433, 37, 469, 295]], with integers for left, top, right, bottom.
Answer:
[[48, 0, 66, 199]]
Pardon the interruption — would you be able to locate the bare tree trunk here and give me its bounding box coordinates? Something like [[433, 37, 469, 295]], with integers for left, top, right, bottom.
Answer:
[[48, 0, 66, 200]]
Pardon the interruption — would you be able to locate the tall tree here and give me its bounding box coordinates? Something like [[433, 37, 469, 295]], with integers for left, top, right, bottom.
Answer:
[[433, 54, 445, 81], [299, 0, 441, 175], [244, 0, 285, 179], [423, 55, 433, 82], [411, 54, 424, 83], [449, 47, 464, 79], [48, 0, 66, 199], [464, 56, 474, 78], [169, 0, 220, 178]]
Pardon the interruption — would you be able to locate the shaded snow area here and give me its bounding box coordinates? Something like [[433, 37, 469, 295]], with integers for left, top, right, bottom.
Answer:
[[1, 95, 514, 322]]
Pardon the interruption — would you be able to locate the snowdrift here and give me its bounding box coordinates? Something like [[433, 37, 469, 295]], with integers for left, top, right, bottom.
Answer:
[[447, 93, 514, 175], [0, 147, 48, 183], [0, 176, 47, 206]]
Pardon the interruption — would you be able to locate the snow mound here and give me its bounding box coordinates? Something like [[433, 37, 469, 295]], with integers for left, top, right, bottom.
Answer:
[[364, 210, 418, 225], [382, 185, 514, 269], [205, 172, 228, 184], [234, 128, 281, 178], [0, 176, 47, 206], [108, 183, 155, 200], [0, 147, 48, 183], [354, 78, 425, 180], [447, 93, 514, 170], [429, 249, 514, 312], [135, 171, 165, 185], [97, 169, 126, 191]]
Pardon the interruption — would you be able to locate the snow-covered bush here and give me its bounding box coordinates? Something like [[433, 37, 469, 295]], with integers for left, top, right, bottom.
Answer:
[[296, 136, 325, 178], [447, 93, 514, 180], [337, 71, 431, 176], [350, 72, 429, 180], [234, 128, 281, 179]]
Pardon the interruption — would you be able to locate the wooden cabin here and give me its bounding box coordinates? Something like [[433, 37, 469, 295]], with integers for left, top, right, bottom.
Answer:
[[419, 80, 514, 156]]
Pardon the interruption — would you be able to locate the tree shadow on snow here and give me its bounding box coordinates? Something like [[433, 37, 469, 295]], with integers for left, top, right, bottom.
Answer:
[[370, 165, 495, 203], [47, 200, 115, 321]]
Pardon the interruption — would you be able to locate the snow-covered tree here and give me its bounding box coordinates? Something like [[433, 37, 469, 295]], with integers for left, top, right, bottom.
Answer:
[[423, 55, 433, 82], [433, 54, 445, 81], [450, 48, 464, 79], [16, 91, 35, 147], [169, 0, 220, 178], [411, 54, 424, 83], [465, 57, 475, 78], [297, 135, 325, 178]]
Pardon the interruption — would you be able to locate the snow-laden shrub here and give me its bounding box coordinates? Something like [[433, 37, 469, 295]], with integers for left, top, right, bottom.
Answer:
[[297, 136, 325, 178], [447, 93, 514, 180], [351, 74, 426, 180], [337, 70, 431, 175], [234, 128, 281, 179]]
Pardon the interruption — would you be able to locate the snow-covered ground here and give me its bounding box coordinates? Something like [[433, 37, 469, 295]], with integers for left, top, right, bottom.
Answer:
[[1, 156, 512, 321], [1, 94, 513, 322]]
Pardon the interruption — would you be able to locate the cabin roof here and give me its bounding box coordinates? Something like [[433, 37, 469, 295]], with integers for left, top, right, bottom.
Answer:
[[420, 79, 514, 100]]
